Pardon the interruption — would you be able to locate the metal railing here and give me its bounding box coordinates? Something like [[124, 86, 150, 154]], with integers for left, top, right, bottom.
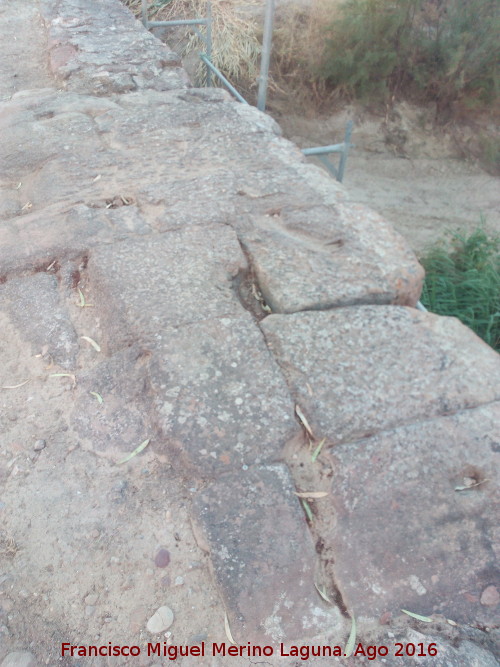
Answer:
[[140, 0, 352, 183], [141, 0, 212, 86], [302, 121, 353, 183], [199, 54, 249, 105]]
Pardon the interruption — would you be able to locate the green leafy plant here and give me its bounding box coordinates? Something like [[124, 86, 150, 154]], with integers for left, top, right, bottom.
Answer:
[[420, 227, 500, 351], [320, 0, 500, 115]]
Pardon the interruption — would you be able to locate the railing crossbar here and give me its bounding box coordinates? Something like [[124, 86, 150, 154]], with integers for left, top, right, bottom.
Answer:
[[199, 54, 249, 105], [302, 143, 346, 156], [147, 19, 207, 27], [301, 120, 353, 183]]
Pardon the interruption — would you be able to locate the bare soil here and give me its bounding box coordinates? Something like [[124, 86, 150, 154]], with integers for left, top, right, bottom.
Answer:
[[0, 291, 227, 665]]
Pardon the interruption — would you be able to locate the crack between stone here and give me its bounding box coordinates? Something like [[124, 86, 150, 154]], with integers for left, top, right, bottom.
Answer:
[[330, 396, 500, 450], [233, 237, 350, 617], [236, 241, 500, 625]]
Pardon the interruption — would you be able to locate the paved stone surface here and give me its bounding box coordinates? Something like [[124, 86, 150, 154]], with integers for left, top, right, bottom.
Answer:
[[0, 1, 52, 99], [87, 225, 245, 352], [239, 203, 424, 312], [0, 83, 422, 310], [397, 631, 500, 667], [0, 273, 78, 369], [148, 313, 297, 476], [39, 0, 189, 94], [262, 306, 500, 443], [193, 464, 343, 643], [0, 0, 498, 664], [317, 403, 500, 626], [71, 345, 156, 456]]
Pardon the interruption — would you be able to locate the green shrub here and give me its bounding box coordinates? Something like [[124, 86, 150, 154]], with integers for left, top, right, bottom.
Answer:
[[420, 228, 500, 351], [320, 0, 500, 114]]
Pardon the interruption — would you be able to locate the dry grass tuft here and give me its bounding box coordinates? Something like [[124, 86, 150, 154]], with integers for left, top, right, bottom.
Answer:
[[272, 0, 342, 108], [123, 0, 261, 86]]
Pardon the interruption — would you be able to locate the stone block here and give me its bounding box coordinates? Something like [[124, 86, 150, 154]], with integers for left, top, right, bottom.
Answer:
[[148, 313, 297, 476], [87, 225, 246, 353], [192, 464, 343, 643], [261, 306, 500, 444], [240, 203, 424, 312], [320, 403, 500, 626]]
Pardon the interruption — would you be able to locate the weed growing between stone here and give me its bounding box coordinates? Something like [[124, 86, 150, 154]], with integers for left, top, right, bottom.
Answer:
[[420, 227, 500, 351]]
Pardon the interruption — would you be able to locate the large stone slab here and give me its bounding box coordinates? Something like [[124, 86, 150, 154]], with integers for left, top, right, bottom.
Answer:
[[87, 225, 246, 353], [239, 202, 424, 312], [39, 0, 189, 94], [261, 306, 500, 444], [320, 403, 500, 627], [0, 273, 78, 369], [0, 1, 53, 98], [148, 313, 297, 476], [1, 80, 423, 313], [192, 464, 343, 643], [0, 91, 115, 182]]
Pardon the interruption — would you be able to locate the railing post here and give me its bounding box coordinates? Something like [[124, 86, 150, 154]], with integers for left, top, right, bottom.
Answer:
[[337, 120, 353, 183], [205, 0, 212, 87], [257, 0, 275, 111], [141, 0, 148, 28]]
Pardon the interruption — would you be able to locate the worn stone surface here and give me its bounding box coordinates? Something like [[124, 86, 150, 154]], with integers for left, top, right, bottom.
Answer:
[[262, 306, 500, 443], [0, 1, 53, 99], [0, 83, 422, 310], [71, 346, 156, 455], [38, 0, 189, 94], [319, 403, 500, 627], [148, 314, 297, 476], [360, 628, 500, 667], [397, 631, 500, 667], [193, 464, 343, 643], [0, 0, 498, 664], [87, 225, 246, 353], [0, 201, 153, 277], [240, 203, 424, 312], [0, 273, 78, 368]]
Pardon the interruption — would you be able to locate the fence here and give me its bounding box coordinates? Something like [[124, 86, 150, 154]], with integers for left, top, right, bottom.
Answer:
[[140, 3, 426, 305], [140, 0, 352, 182], [141, 0, 212, 86]]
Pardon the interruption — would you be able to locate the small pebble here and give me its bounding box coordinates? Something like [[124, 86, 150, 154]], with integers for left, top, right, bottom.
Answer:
[[147, 606, 174, 634], [379, 611, 392, 625], [84, 593, 98, 606], [480, 585, 500, 606], [154, 548, 171, 568], [33, 439, 46, 451], [189, 632, 208, 645], [174, 576, 184, 586], [189, 561, 202, 570]]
